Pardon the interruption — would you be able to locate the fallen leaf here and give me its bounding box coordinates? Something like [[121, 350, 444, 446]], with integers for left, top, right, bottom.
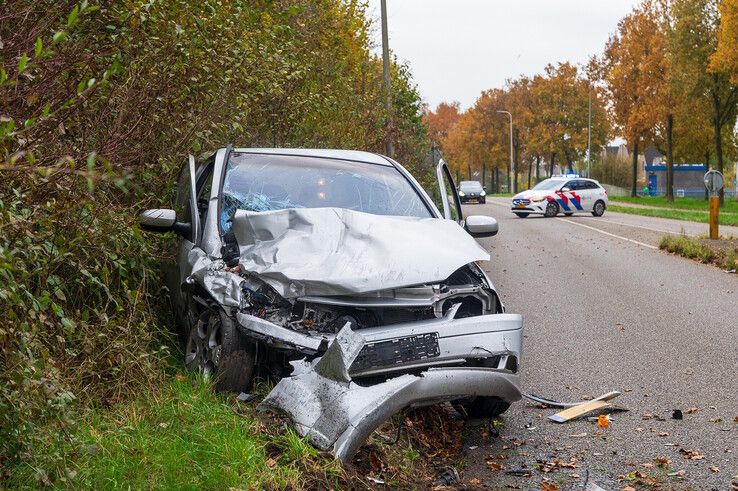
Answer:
[[635, 427, 644, 432], [621, 487, 636, 491], [505, 484, 521, 489], [710, 466, 720, 472], [685, 407, 698, 414], [540, 482, 560, 491], [658, 432, 669, 437], [266, 457, 277, 468], [678, 448, 704, 460], [598, 414, 610, 429], [655, 457, 671, 467], [486, 461, 505, 471]]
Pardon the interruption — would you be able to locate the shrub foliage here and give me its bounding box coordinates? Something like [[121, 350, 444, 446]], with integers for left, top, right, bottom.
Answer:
[[0, 0, 431, 479]]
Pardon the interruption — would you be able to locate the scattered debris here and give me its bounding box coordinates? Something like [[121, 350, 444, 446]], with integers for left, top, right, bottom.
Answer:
[[569, 432, 588, 438], [523, 390, 621, 409], [366, 475, 385, 485], [505, 469, 532, 477], [431, 467, 459, 486], [597, 414, 610, 429], [236, 392, 254, 402], [686, 407, 698, 414], [672, 409, 683, 420], [668, 470, 686, 478], [549, 399, 620, 423]]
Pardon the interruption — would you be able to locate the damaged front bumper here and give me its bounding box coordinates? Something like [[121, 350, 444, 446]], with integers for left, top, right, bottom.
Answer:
[[252, 312, 522, 461]]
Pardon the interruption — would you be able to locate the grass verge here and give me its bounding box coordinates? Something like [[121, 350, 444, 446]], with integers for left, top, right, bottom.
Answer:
[[609, 204, 738, 226], [659, 234, 738, 270], [5, 371, 455, 490], [610, 195, 738, 213]]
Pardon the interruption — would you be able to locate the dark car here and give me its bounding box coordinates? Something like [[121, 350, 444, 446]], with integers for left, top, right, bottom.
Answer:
[[459, 180, 486, 204], [138, 148, 520, 460]]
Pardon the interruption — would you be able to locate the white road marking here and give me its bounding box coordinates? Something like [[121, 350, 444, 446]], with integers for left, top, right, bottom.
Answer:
[[557, 218, 658, 249], [592, 217, 693, 236]]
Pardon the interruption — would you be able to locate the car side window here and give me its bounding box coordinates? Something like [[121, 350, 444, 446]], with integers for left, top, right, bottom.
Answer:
[[563, 180, 577, 190]]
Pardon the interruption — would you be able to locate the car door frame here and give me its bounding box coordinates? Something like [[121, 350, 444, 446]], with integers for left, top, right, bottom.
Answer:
[[436, 159, 464, 224]]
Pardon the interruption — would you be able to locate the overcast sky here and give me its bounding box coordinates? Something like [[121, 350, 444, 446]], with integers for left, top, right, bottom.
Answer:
[[365, 0, 640, 110]]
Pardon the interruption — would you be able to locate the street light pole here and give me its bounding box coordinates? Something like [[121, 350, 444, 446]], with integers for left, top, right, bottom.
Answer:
[[587, 82, 592, 178], [380, 0, 394, 158], [497, 110, 514, 193]]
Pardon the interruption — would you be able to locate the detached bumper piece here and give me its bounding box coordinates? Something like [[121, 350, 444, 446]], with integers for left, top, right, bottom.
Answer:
[[258, 322, 521, 462]]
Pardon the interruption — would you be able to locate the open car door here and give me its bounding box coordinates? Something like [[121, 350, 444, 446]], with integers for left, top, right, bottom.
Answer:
[[436, 159, 464, 224]]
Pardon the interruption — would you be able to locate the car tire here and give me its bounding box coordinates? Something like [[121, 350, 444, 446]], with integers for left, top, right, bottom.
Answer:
[[544, 201, 558, 218], [480, 198, 486, 204], [564, 212, 573, 216], [592, 200, 606, 217], [513, 212, 529, 218], [185, 308, 255, 393], [461, 396, 511, 418]]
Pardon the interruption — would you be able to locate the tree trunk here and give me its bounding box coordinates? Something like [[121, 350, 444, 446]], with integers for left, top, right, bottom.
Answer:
[[527, 158, 532, 189], [550, 152, 556, 176], [666, 113, 674, 202], [494, 167, 499, 194], [535, 155, 541, 183], [631, 140, 639, 197], [712, 88, 725, 206], [482, 159, 487, 190], [467, 162, 472, 181], [705, 151, 710, 201]]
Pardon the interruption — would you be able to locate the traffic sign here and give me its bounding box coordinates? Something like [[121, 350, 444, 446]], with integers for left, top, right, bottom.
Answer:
[[703, 170, 724, 195]]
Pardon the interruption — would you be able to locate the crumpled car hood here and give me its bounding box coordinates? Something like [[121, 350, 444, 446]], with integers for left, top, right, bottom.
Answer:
[[227, 207, 489, 298]]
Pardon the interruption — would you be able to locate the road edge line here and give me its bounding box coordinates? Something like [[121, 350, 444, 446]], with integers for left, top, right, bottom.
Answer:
[[557, 218, 658, 250]]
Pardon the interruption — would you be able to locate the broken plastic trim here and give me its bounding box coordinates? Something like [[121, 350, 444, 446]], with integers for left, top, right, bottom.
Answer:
[[258, 325, 521, 462]]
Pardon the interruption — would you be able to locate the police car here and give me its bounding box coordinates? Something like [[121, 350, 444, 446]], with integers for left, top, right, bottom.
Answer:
[[511, 175, 608, 218]]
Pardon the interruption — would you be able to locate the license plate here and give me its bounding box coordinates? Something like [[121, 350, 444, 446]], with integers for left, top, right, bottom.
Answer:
[[469, 199, 478, 203], [516, 204, 526, 209]]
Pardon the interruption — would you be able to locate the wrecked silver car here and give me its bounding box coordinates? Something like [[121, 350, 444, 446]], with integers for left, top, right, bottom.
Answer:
[[139, 148, 523, 460]]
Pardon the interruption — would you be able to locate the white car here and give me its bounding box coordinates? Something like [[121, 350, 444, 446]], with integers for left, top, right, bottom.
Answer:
[[511, 176, 608, 218]]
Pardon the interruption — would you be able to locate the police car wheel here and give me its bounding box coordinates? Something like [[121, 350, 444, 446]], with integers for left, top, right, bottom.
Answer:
[[514, 212, 529, 218], [544, 201, 558, 217], [564, 212, 573, 216], [592, 200, 606, 217]]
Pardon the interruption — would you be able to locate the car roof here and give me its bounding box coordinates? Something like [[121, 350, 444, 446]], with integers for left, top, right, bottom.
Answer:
[[233, 148, 393, 166]]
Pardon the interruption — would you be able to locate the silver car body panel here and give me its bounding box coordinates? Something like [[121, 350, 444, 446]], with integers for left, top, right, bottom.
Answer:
[[258, 324, 522, 462], [228, 207, 489, 298]]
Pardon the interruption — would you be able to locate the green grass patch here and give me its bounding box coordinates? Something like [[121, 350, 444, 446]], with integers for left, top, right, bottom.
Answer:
[[609, 204, 738, 226], [611, 195, 738, 213], [660, 234, 738, 270], [6, 375, 346, 490]]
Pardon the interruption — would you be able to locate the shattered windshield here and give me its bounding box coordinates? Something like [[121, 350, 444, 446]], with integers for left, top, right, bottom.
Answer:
[[221, 153, 432, 232]]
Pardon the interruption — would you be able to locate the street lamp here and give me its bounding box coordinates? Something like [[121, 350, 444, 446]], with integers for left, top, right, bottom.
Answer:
[[497, 110, 514, 193]]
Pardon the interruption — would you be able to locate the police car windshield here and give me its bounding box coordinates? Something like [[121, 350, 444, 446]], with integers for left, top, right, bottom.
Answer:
[[531, 179, 566, 191]]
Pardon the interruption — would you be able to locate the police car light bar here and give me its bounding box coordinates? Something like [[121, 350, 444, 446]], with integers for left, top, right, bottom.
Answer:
[[552, 173, 580, 178]]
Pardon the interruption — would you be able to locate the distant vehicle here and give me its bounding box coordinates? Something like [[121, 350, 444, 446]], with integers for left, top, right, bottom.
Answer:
[[458, 180, 486, 204], [511, 176, 608, 218]]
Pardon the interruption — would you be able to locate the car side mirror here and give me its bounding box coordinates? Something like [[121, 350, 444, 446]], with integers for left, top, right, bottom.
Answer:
[[465, 215, 498, 238], [138, 208, 191, 236], [560, 187, 570, 192]]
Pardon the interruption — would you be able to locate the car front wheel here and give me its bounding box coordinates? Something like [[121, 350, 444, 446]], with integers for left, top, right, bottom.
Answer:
[[544, 201, 559, 218], [460, 396, 511, 418], [592, 200, 606, 217], [513, 212, 529, 218], [185, 308, 255, 393]]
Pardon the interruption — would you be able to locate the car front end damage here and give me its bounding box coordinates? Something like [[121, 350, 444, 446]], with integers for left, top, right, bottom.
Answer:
[[188, 207, 523, 460]]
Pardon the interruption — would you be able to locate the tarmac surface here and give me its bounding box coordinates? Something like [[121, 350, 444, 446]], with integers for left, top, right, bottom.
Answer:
[[459, 199, 738, 490]]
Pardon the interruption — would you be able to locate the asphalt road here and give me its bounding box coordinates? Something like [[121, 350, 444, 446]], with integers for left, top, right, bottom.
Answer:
[[458, 199, 737, 490]]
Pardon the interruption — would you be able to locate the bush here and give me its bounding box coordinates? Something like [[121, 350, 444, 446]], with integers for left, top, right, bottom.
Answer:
[[1, 0, 432, 483]]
